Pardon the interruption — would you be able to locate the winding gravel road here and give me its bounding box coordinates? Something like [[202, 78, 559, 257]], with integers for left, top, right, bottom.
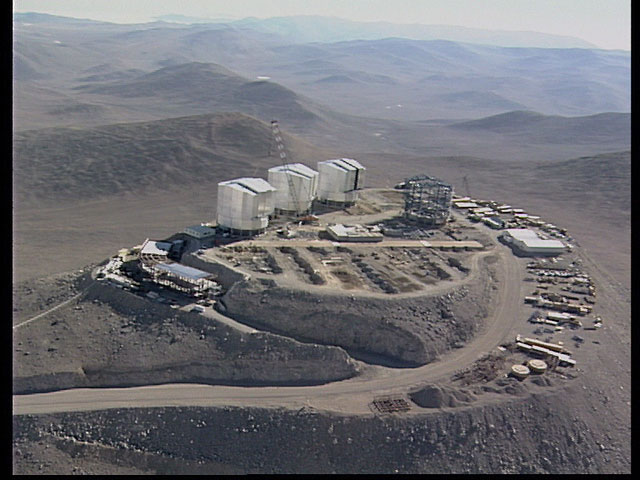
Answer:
[[13, 241, 523, 416]]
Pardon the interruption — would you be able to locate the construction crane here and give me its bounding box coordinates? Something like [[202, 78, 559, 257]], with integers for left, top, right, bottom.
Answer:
[[270, 120, 301, 216], [462, 175, 471, 198]]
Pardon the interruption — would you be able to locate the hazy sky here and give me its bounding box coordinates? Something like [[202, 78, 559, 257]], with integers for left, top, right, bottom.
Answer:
[[14, 0, 630, 50]]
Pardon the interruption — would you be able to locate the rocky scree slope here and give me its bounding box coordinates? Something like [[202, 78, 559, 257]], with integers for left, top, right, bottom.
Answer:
[[13, 278, 359, 395], [13, 386, 628, 474]]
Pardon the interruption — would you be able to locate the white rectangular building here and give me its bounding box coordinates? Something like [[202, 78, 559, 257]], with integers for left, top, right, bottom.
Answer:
[[326, 224, 383, 242], [216, 177, 276, 234], [183, 224, 217, 239], [501, 228, 566, 256], [316, 158, 365, 205], [267, 163, 319, 214]]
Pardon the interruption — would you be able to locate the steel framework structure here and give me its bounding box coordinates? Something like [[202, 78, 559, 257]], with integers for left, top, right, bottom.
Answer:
[[270, 120, 301, 215], [403, 175, 452, 227]]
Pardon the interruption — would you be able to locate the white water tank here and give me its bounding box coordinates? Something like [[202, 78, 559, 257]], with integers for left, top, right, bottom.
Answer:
[[316, 158, 365, 204], [267, 163, 319, 213], [216, 177, 276, 232]]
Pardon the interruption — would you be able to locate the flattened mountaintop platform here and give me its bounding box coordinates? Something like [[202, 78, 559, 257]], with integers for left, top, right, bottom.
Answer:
[[221, 239, 484, 249]]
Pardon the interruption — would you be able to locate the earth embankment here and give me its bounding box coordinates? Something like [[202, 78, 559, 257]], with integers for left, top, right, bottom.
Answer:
[[13, 277, 360, 395], [219, 255, 498, 366], [12, 384, 626, 474]]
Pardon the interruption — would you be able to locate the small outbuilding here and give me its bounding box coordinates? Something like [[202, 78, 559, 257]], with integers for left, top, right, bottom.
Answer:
[[183, 224, 217, 239], [139, 238, 172, 264], [326, 224, 383, 242]]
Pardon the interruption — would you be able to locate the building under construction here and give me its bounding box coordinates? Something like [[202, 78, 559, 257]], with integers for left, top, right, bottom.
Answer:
[[402, 175, 453, 227]]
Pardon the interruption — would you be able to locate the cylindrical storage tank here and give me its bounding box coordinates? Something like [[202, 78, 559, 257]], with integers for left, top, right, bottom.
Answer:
[[216, 177, 275, 233], [268, 163, 319, 214], [511, 364, 530, 379], [527, 359, 548, 373], [316, 158, 365, 204]]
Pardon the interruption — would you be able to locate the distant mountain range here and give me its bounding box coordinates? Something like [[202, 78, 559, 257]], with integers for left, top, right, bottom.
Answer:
[[12, 12, 630, 165], [13, 13, 629, 126], [227, 15, 600, 49], [15, 12, 602, 49]]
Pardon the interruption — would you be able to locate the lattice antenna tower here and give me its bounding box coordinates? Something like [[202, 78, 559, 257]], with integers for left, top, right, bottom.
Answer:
[[270, 120, 300, 215]]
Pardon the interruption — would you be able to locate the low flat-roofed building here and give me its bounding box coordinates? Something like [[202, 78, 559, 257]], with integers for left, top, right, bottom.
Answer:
[[472, 207, 494, 215], [453, 201, 478, 209], [139, 238, 172, 264], [148, 262, 219, 297], [183, 224, 217, 239], [483, 216, 504, 229], [501, 228, 566, 256], [326, 224, 383, 242]]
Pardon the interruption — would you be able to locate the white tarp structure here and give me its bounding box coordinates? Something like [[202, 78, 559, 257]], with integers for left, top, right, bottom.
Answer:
[[216, 177, 276, 232], [267, 163, 318, 213], [316, 158, 365, 204]]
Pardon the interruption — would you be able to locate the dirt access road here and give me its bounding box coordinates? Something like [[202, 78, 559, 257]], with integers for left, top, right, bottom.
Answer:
[[13, 241, 522, 416]]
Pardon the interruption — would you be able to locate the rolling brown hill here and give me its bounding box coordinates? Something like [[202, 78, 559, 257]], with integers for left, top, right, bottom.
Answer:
[[14, 56, 629, 163], [13, 112, 331, 207], [451, 110, 630, 145]]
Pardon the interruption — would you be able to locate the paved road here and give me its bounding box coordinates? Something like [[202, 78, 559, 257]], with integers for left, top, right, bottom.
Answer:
[[13, 243, 523, 416]]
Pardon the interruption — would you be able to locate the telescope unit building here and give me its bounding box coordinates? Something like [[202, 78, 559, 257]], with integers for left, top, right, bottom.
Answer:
[[316, 158, 365, 206], [267, 163, 319, 215], [216, 177, 276, 235]]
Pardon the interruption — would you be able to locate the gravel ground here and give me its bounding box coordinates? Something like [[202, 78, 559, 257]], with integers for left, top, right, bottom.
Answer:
[[219, 255, 497, 366], [13, 276, 360, 395]]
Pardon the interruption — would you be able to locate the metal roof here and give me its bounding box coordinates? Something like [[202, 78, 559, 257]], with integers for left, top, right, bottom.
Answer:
[[505, 229, 564, 249], [219, 177, 276, 194], [154, 262, 213, 280], [140, 239, 172, 256], [505, 228, 540, 240], [185, 225, 216, 234], [320, 158, 364, 171], [268, 163, 318, 178]]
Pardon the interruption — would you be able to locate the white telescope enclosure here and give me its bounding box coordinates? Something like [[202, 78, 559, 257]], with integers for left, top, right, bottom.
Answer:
[[317, 158, 365, 204], [267, 163, 319, 213], [216, 177, 276, 232]]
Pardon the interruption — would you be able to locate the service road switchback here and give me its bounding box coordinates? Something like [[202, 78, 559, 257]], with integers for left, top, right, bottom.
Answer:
[[13, 242, 522, 416]]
